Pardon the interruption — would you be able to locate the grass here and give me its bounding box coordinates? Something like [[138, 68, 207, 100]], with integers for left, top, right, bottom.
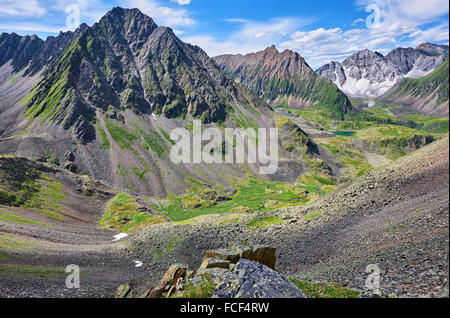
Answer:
[[0, 158, 67, 220], [404, 114, 449, 134], [289, 279, 359, 298], [0, 264, 68, 280], [0, 234, 35, 251], [161, 179, 316, 221], [96, 122, 111, 150], [104, 120, 138, 152], [152, 238, 181, 261], [304, 211, 323, 221], [22, 179, 66, 220], [0, 209, 49, 227], [299, 174, 336, 186], [246, 216, 286, 229], [356, 124, 432, 141], [99, 193, 166, 233], [171, 276, 216, 298], [132, 123, 168, 159]]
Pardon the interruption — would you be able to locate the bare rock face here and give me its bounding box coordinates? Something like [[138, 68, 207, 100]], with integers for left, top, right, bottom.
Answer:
[[128, 245, 299, 299], [317, 44, 449, 98], [115, 280, 137, 298], [212, 259, 306, 298], [386, 44, 448, 77], [203, 245, 276, 270], [140, 263, 191, 298]]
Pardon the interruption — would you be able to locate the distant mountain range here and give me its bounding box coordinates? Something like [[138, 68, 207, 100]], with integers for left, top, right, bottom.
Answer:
[[214, 46, 352, 120], [316, 43, 449, 99]]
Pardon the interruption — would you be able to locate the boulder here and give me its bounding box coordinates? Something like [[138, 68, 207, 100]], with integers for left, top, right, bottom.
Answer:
[[212, 259, 306, 298], [202, 245, 276, 269], [248, 246, 276, 270], [199, 257, 232, 270], [114, 280, 136, 298], [141, 264, 189, 298], [159, 264, 188, 288], [228, 244, 253, 259], [203, 248, 240, 263]]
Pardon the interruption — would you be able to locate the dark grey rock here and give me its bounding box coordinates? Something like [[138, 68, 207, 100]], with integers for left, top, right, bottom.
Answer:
[[212, 259, 306, 298]]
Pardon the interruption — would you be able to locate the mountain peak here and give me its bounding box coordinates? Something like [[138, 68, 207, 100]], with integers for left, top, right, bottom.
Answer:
[[214, 47, 351, 118], [264, 45, 279, 53]]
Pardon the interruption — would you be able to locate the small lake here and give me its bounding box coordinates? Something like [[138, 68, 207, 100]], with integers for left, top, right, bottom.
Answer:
[[332, 131, 356, 136]]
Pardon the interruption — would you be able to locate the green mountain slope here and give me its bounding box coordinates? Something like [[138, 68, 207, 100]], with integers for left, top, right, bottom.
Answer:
[[214, 46, 352, 120], [23, 7, 257, 145], [385, 58, 449, 116]]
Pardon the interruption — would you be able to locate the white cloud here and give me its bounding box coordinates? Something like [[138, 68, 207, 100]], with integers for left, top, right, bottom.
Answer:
[[0, 0, 46, 17], [182, 0, 448, 69], [277, 0, 449, 68], [124, 0, 195, 27], [352, 18, 365, 26], [0, 23, 65, 33], [171, 0, 191, 5], [183, 17, 315, 57], [356, 0, 449, 27]]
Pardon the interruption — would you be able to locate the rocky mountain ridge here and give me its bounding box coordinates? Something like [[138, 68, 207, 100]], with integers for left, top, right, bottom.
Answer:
[[383, 58, 449, 116], [316, 43, 449, 98], [214, 46, 352, 120]]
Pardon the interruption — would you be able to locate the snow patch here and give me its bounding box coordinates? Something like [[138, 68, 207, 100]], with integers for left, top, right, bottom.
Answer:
[[113, 233, 128, 242], [336, 71, 401, 98], [405, 68, 433, 79], [367, 100, 376, 107]]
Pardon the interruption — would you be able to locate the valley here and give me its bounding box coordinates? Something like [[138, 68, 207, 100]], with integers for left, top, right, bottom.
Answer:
[[0, 6, 448, 299]]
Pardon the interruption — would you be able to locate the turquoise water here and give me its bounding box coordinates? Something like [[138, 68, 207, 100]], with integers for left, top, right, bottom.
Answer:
[[333, 131, 356, 136]]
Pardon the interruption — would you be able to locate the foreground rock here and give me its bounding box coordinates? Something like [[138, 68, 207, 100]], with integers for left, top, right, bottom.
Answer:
[[212, 259, 306, 298], [116, 245, 305, 298]]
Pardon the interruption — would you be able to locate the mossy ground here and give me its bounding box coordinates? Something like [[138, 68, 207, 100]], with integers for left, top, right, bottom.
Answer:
[[0, 264, 71, 280], [0, 208, 49, 227], [159, 178, 322, 222], [289, 279, 359, 298], [171, 276, 216, 298], [99, 193, 167, 232], [0, 234, 35, 251], [151, 237, 182, 261], [246, 216, 286, 229], [0, 160, 66, 221]]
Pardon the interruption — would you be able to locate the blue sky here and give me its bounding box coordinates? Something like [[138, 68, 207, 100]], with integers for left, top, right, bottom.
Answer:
[[0, 0, 448, 68]]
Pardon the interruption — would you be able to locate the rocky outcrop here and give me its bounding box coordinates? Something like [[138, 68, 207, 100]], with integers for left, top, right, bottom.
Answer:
[[141, 264, 192, 298], [119, 245, 303, 299], [317, 44, 449, 98], [212, 259, 306, 298]]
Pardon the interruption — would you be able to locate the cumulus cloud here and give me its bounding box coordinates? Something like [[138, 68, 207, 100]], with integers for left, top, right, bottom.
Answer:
[[184, 0, 448, 69], [183, 16, 315, 57], [278, 0, 449, 68], [170, 0, 191, 5], [125, 0, 195, 27], [0, 0, 46, 17]]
